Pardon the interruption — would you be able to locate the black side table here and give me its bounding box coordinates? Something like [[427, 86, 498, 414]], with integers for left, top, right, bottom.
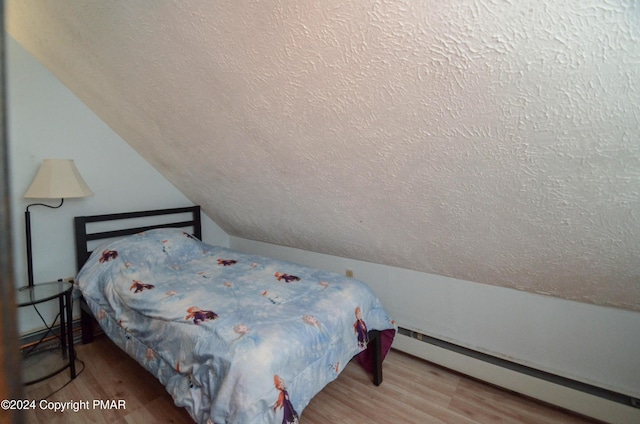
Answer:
[[17, 280, 76, 385]]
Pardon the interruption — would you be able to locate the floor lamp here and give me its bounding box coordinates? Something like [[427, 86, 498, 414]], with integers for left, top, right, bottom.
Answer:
[[23, 159, 93, 287]]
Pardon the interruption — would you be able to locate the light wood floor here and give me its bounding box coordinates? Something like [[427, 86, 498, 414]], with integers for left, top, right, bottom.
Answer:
[[22, 336, 598, 423]]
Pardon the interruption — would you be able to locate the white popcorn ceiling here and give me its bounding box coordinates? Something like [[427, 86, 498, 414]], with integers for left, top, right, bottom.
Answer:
[[7, 1, 640, 310]]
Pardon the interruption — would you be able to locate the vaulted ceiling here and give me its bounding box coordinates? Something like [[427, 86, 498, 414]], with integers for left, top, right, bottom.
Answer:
[[7, 1, 640, 311]]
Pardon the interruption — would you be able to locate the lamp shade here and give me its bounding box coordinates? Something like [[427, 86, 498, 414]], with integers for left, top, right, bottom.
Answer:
[[24, 159, 93, 199]]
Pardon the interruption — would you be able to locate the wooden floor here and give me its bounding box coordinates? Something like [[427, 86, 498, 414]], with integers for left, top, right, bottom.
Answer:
[[22, 336, 598, 423]]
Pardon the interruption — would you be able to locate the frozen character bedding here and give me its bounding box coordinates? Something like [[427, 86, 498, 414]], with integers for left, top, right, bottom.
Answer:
[[75, 228, 396, 424]]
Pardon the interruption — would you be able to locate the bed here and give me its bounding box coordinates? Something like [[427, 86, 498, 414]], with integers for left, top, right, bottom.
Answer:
[[74, 206, 396, 424]]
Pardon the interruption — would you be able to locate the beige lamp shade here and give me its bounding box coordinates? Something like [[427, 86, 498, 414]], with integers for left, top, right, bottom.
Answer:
[[24, 159, 94, 199]]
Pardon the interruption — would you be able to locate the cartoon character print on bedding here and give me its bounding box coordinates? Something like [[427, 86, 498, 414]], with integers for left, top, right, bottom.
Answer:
[[153, 232, 209, 269], [274, 272, 301, 283], [354, 306, 369, 348], [99, 249, 118, 263], [130, 280, 155, 293], [274, 375, 299, 424], [185, 306, 219, 325]]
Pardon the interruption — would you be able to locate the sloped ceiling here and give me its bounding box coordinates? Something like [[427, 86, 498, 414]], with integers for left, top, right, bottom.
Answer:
[[7, 1, 640, 311]]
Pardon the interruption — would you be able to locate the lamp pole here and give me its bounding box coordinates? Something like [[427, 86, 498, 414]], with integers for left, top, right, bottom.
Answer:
[[24, 199, 63, 287]]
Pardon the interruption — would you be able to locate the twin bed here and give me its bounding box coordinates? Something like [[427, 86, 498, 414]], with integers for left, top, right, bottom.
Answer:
[[73, 206, 396, 424]]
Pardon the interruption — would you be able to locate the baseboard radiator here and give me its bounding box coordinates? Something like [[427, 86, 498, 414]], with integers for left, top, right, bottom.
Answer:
[[395, 327, 640, 424]]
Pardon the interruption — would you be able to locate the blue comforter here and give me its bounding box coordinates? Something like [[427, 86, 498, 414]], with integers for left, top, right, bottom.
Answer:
[[76, 228, 396, 423]]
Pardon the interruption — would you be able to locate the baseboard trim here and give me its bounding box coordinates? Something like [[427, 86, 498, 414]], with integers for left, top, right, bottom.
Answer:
[[394, 329, 640, 424], [20, 319, 83, 351]]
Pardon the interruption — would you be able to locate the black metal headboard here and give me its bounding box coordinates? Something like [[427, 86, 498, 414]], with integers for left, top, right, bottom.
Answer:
[[74, 205, 201, 271]]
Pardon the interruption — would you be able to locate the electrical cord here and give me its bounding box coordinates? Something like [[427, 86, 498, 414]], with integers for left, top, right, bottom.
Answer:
[[22, 304, 62, 356], [20, 278, 75, 355]]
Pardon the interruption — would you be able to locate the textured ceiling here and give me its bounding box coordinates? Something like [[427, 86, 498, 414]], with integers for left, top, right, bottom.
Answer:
[[7, 0, 640, 311]]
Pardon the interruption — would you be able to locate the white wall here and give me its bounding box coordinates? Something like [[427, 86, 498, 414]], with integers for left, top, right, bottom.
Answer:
[[6, 35, 228, 334], [230, 236, 640, 402]]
